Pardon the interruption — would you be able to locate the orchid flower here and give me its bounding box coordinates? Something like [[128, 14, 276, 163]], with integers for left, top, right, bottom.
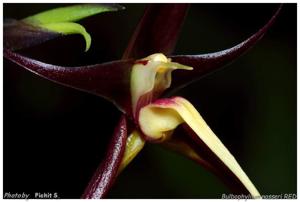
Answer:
[[4, 3, 282, 199]]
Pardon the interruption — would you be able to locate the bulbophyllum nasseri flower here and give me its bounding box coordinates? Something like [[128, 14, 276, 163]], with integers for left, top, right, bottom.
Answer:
[[4, 3, 282, 199]]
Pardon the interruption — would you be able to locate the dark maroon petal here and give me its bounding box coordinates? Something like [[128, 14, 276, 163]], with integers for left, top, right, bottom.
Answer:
[[4, 49, 134, 114], [4, 19, 61, 51], [166, 124, 251, 196], [169, 5, 282, 94], [122, 4, 189, 59], [82, 115, 128, 199]]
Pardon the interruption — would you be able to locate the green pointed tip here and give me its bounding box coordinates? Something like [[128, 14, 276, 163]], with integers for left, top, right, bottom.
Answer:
[[23, 4, 125, 25], [41, 22, 91, 51], [84, 32, 91, 52], [20, 3, 124, 52], [18, 4, 125, 52]]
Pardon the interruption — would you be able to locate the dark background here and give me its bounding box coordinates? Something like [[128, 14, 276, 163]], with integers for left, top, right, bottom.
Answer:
[[3, 3, 296, 198]]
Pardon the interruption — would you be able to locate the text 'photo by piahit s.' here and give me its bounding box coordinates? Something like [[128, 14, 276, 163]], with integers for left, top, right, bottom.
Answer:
[[4, 3, 296, 199]]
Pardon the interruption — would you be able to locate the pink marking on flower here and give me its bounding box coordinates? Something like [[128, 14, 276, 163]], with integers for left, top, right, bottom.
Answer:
[[152, 97, 177, 107], [134, 60, 149, 66]]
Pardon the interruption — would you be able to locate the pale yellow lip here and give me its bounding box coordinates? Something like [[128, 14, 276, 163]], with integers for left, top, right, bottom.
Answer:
[[138, 96, 261, 198]]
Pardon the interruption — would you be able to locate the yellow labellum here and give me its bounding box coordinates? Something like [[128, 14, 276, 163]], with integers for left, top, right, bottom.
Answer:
[[139, 96, 261, 198]]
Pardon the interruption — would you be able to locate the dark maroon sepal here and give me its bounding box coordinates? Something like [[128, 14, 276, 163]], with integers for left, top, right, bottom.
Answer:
[[4, 49, 135, 114], [169, 5, 282, 94], [123, 4, 189, 59], [4, 19, 61, 51], [82, 115, 128, 199]]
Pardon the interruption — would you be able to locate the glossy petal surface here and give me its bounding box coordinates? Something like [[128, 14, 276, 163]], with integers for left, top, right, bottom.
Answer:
[[82, 116, 127, 199], [168, 5, 282, 94], [4, 49, 134, 114]]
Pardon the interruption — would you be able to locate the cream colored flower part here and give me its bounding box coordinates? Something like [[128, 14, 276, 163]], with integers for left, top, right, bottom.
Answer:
[[139, 96, 261, 198], [130, 53, 193, 117]]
